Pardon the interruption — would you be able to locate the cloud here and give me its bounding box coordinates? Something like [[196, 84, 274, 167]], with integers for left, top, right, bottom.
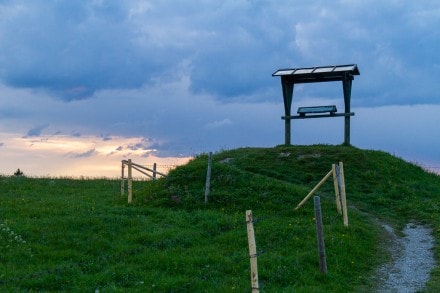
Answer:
[[0, 1, 440, 177], [25, 124, 50, 137], [204, 118, 232, 129], [0, 1, 155, 100], [0, 132, 191, 177], [0, 1, 436, 105], [66, 148, 97, 159], [100, 134, 112, 141], [352, 104, 440, 167], [71, 131, 82, 137]]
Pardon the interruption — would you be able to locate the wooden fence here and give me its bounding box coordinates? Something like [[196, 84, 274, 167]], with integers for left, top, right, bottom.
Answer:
[[119, 155, 350, 288], [121, 159, 167, 203], [295, 162, 348, 227]]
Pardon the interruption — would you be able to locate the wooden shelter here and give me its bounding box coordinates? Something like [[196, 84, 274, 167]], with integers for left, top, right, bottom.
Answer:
[[272, 64, 360, 145]]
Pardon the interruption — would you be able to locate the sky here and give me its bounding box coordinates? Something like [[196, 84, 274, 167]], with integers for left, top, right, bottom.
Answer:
[[1, 0, 439, 177]]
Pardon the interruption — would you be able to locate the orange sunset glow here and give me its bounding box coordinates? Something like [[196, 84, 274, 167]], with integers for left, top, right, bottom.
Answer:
[[0, 133, 191, 178]]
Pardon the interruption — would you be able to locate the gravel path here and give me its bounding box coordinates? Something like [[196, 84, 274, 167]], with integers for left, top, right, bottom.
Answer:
[[374, 222, 436, 292]]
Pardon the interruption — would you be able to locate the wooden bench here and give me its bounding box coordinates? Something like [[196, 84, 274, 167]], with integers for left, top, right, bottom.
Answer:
[[281, 105, 353, 120], [297, 105, 337, 117]]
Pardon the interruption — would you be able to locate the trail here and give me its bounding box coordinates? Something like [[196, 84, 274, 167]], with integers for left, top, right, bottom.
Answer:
[[374, 222, 436, 292]]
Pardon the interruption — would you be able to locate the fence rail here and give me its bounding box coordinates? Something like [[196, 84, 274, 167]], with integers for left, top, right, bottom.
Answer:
[[121, 159, 167, 203]]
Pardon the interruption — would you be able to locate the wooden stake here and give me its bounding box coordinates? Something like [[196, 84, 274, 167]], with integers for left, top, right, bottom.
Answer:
[[295, 169, 333, 210], [339, 162, 348, 227], [153, 163, 157, 179], [121, 160, 125, 196], [246, 210, 259, 292], [314, 196, 327, 274], [332, 164, 342, 214], [204, 152, 212, 204], [128, 159, 133, 204]]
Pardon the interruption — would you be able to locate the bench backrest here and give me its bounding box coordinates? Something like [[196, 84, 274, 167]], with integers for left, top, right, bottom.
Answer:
[[297, 105, 337, 115]]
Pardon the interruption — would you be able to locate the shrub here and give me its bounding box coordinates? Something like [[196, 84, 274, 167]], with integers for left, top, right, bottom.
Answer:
[[14, 168, 24, 177]]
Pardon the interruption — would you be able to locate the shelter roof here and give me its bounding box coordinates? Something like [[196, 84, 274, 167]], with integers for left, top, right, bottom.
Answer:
[[272, 64, 360, 83]]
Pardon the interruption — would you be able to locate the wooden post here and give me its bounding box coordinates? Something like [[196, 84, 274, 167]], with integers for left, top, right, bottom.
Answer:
[[246, 210, 259, 292], [314, 196, 327, 274], [121, 160, 125, 196], [285, 117, 291, 145], [332, 164, 342, 214], [343, 76, 353, 145], [339, 162, 348, 227], [128, 159, 133, 204], [153, 163, 157, 179], [204, 152, 212, 204], [281, 77, 294, 145], [295, 169, 333, 210]]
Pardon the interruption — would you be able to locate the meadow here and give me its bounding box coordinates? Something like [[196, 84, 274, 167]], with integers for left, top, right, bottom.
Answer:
[[1, 145, 439, 292]]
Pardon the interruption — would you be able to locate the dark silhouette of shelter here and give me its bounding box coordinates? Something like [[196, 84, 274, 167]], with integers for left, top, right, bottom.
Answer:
[[272, 64, 360, 145]]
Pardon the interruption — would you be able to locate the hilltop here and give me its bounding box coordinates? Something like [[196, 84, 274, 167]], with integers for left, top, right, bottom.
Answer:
[[1, 145, 439, 291]]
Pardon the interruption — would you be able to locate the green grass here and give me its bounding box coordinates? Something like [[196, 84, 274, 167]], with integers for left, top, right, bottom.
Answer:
[[1, 145, 439, 292]]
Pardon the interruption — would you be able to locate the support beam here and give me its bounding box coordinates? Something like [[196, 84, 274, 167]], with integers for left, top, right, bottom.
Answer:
[[282, 112, 354, 120], [281, 76, 294, 145], [295, 169, 333, 210], [342, 74, 353, 145]]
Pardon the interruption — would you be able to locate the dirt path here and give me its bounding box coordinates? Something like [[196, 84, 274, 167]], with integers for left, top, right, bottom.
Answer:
[[373, 222, 436, 292]]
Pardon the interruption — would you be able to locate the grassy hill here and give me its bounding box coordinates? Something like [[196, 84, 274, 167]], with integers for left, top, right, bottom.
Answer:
[[1, 145, 439, 292]]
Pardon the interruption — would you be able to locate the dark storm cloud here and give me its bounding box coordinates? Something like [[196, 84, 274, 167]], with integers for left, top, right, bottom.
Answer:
[[0, 1, 177, 100], [1, 1, 438, 105]]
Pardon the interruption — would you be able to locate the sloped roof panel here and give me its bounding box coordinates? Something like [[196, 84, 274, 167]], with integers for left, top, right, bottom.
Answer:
[[272, 69, 295, 76], [313, 66, 335, 73], [272, 64, 360, 78]]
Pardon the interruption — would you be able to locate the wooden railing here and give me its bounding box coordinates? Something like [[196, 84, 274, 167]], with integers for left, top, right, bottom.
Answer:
[[294, 162, 348, 227], [121, 159, 167, 203]]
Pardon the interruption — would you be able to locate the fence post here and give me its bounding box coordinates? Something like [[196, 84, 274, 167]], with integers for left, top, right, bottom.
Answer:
[[246, 210, 259, 292], [339, 162, 348, 227], [314, 196, 327, 274], [121, 160, 125, 196], [153, 163, 157, 179], [332, 164, 342, 214], [204, 152, 212, 204], [128, 159, 133, 204]]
